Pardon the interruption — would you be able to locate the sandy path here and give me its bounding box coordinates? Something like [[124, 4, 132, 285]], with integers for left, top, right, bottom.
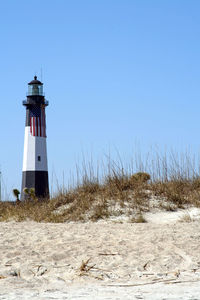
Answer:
[[0, 221, 200, 299]]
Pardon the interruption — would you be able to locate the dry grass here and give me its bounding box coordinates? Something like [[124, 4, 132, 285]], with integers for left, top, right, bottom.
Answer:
[[129, 214, 147, 223], [150, 179, 200, 208], [1, 150, 200, 222], [178, 212, 193, 223]]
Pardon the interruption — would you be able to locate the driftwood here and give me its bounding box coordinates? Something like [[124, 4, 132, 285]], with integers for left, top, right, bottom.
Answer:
[[98, 253, 119, 256], [105, 278, 200, 287]]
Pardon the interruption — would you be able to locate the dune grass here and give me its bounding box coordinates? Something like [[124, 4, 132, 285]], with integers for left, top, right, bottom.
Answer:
[[1, 149, 200, 222]]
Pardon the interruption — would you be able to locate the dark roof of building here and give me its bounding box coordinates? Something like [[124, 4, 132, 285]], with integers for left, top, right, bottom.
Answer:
[[28, 76, 43, 85]]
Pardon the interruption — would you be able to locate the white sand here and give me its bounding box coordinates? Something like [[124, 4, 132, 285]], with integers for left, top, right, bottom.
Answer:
[[0, 219, 200, 299]]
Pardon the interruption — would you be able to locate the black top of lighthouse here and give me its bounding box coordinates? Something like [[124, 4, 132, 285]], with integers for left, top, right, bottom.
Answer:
[[28, 76, 43, 86], [22, 76, 48, 107], [26, 76, 44, 97]]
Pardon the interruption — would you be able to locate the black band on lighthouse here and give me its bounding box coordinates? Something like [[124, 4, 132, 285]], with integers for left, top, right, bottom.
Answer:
[[21, 171, 49, 200]]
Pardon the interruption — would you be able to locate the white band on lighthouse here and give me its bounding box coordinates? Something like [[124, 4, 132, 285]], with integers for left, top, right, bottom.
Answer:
[[22, 126, 48, 171]]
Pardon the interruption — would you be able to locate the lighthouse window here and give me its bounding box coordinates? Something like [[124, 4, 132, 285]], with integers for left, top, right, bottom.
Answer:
[[28, 84, 43, 96], [38, 156, 41, 161]]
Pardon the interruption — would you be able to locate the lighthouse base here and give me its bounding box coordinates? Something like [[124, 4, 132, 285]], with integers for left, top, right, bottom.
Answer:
[[21, 171, 49, 200]]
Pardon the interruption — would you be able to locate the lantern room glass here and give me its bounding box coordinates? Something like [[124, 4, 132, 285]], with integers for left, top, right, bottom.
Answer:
[[28, 84, 43, 96]]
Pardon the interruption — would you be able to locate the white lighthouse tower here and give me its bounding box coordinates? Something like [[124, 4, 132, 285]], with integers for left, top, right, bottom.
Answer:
[[21, 76, 49, 200]]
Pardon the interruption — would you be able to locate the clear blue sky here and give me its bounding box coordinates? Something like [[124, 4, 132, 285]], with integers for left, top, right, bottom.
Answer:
[[1, 0, 200, 199]]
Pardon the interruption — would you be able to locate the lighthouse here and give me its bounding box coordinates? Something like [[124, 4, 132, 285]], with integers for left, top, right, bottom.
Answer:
[[21, 76, 49, 200]]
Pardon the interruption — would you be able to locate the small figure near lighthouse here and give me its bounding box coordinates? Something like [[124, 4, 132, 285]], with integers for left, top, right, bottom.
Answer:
[[21, 76, 49, 200]]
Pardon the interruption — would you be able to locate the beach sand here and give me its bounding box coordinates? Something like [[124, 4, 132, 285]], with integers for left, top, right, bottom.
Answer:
[[0, 219, 200, 299]]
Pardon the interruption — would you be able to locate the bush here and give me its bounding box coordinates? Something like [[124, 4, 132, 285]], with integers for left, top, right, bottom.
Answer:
[[130, 172, 151, 184]]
